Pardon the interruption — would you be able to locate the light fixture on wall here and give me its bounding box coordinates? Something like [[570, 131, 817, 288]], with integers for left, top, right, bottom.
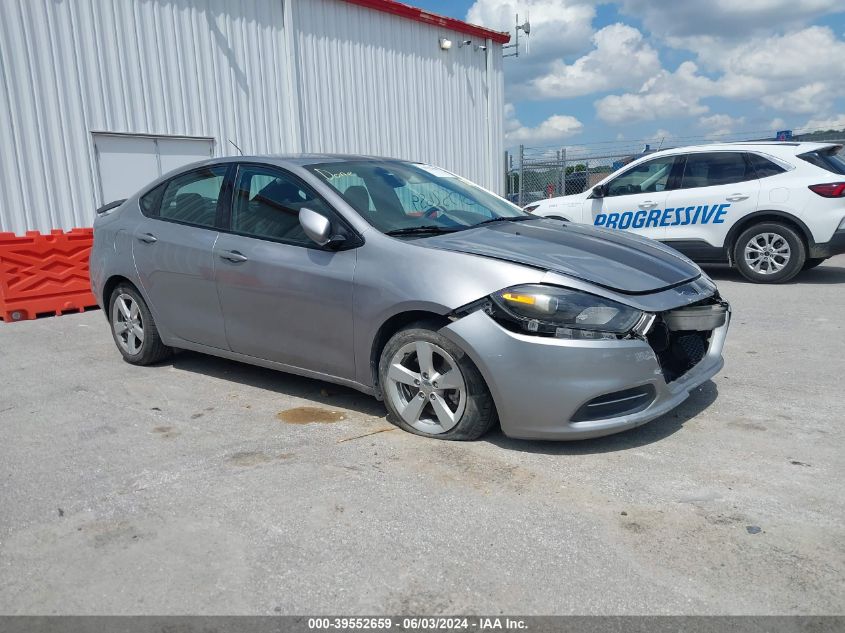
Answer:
[[458, 39, 472, 48], [439, 37, 452, 50], [475, 44, 487, 51]]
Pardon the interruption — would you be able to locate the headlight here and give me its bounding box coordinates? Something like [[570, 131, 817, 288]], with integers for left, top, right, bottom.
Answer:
[[489, 284, 644, 339]]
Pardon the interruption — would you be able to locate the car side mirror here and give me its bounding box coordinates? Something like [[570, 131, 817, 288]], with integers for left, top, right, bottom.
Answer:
[[299, 207, 346, 249], [590, 184, 607, 199]]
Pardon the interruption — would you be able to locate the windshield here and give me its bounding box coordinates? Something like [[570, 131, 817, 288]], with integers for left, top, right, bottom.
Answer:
[[305, 160, 526, 235]]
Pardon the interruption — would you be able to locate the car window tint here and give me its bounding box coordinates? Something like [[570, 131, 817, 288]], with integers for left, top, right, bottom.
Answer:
[[605, 156, 676, 197], [746, 153, 787, 178], [797, 148, 845, 175], [680, 152, 755, 188], [231, 166, 332, 245], [158, 166, 226, 227], [139, 182, 166, 216]]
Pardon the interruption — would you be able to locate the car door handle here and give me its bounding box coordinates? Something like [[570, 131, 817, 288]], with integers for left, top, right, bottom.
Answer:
[[726, 194, 749, 201], [638, 201, 658, 209], [219, 250, 248, 263], [136, 232, 157, 244]]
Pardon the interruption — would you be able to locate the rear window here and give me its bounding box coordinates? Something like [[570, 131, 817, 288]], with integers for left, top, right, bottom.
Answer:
[[746, 153, 787, 178], [798, 147, 845, 175]]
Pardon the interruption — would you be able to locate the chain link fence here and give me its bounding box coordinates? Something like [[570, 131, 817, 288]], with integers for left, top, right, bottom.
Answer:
[[505, 128, 845, 206], [505, 145, 640, 206]]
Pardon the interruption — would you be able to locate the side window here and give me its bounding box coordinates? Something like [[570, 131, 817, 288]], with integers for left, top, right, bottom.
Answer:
[[157, 166, 227, 227], [139, 182, 166, 216], [680, 152, 755, 189], [231, 165, 332, 246], [605, 156, 676, 197], [746, 153, 787, 178]]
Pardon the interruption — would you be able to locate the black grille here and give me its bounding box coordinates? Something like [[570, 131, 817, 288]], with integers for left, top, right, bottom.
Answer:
[[647, 319, 711, 382]]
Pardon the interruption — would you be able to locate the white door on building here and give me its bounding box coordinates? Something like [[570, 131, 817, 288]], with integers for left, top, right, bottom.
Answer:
[[93, 134, 214, 204]]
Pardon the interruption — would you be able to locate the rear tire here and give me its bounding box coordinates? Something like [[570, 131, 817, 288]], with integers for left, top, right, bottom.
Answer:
[[733, 222, 805, 283], [379, 323, 496, 440], [109, 284, 172, 365], [803, 257, 826, 270]]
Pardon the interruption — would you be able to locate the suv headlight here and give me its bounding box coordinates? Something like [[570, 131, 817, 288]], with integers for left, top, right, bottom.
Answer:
[[489, 284, 644, 340]]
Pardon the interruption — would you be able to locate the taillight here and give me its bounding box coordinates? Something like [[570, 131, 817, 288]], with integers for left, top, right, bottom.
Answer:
[[808, 182, 845, 197]]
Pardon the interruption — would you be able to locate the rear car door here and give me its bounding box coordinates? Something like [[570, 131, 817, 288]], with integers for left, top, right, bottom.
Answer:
[[132, 164, 229, 349], [663, 152, 760, 257], [585, 154, 680, 240], [213, 164, 358, 380]]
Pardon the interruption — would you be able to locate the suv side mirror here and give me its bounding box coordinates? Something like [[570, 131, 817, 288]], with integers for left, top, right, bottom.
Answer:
[[299, 207, 347, 249], [590, 184, 607, 199]]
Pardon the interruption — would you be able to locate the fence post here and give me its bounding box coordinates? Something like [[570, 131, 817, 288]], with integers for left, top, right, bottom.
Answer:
[[503, 151, 509, 198], [518, 144, 525, 206], [561, 147, 567, 196]]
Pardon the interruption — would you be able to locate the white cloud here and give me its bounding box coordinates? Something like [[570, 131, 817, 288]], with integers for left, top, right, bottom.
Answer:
[[698, 114, 746, 138], [525, 24, 661, 99], [594, 62, 712, 124], [466, 0, 596, 63], [769, 118, 787, 131], [803, 113, 845, 131], [762, 82, 833, 114], [504, 105, 583, 143], [620, 0, 842, 39], [594, 26, 845, 126]]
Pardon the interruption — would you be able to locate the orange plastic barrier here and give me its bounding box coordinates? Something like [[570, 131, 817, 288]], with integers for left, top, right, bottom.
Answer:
[[0, 229, 98, 322]]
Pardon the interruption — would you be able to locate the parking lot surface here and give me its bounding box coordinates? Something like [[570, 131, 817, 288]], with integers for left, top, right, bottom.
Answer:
[[1, 256, 844, 615]]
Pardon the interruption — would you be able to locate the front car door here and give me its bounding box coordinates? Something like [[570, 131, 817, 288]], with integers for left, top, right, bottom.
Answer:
[[663, 151, 761, 260], [213, 164, 358, 380], [132, 164, 230, 349], [584, 154, 681, 240]]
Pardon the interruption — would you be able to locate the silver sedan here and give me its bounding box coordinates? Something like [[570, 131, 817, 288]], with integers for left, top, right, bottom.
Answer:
[[90, 155, 730, 440]]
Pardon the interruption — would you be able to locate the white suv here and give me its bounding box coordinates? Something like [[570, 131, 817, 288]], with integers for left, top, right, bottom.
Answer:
[[527, 142, 845, 283]]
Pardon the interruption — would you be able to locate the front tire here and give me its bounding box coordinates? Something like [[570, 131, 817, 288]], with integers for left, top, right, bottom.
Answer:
[[733, 222, 805, 283], [379, 324, 496, 440], [109, 284, 172, 365]]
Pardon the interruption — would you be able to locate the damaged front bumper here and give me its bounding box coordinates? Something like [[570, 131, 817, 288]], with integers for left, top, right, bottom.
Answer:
[[440, 302, 730, 440]]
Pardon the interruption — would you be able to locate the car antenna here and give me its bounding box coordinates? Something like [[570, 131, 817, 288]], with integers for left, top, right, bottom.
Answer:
[[228, 139, 244, 156]]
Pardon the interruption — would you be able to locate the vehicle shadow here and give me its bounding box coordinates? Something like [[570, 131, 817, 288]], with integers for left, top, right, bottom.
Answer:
[[483, 379, 719, 455], [164, 350, 387, 418], [701, 263, 845, 285], [164, 351, 717, 454]]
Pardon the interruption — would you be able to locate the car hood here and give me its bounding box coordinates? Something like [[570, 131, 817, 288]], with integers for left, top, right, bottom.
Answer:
[[422, 219, 701, 294]]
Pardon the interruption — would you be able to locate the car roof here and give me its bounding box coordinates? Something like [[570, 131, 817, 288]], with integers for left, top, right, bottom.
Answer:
[[643, 141, 842, 160], [201, 153, 412, 167]]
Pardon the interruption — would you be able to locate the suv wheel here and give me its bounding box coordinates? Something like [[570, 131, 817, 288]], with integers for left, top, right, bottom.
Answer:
[[379, 324, 496, 440], [733, 222, 806, 283], [109, 284, 172, 365]]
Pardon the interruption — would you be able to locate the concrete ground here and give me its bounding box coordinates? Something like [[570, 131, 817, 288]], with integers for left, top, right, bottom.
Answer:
[[1, 256, 844, 615]]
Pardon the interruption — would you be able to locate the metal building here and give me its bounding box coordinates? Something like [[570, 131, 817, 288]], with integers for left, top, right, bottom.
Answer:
[[0, 0, 508, 234]]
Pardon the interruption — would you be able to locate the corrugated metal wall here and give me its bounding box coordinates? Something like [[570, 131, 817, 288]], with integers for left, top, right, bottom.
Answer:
[[294, 0, 504, 193], [0, 0, 504, 234], [0, 0, 297, 234]]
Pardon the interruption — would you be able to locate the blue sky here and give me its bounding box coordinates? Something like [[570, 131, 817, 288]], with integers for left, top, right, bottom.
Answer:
[[412, 0, 845, 150]]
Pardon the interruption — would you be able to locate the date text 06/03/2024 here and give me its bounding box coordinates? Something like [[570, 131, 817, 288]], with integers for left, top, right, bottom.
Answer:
[[594, 203, 731, 230]]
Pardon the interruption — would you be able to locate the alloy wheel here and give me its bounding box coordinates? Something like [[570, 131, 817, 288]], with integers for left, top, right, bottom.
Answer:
[[112, 293, 144, 355], [384, 340, 467, 435], [743, 232, 791, 275]]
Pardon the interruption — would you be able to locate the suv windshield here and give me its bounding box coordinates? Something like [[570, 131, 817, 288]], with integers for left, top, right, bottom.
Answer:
[[306, 160, 525, 236], [797, 146, 845, 175]]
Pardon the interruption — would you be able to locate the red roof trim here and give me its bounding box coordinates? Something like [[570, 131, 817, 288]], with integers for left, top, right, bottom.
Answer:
[[338, 0, 511, 44]]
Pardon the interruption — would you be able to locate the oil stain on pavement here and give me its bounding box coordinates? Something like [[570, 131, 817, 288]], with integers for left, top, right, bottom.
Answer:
[[277, 407, 346, 424]]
